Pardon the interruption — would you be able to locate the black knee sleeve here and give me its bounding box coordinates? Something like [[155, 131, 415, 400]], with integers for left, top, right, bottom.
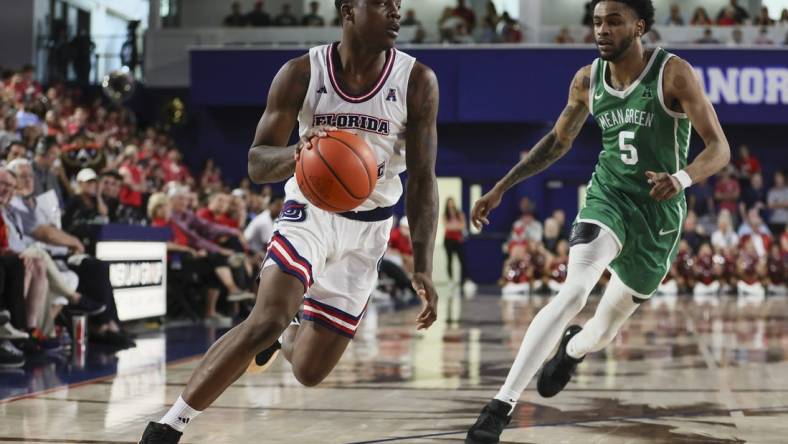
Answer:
[[569, 222, 602, 247]]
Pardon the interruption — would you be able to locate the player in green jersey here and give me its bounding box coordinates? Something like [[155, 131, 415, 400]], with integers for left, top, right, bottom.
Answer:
[[465, 1, 730, 442]]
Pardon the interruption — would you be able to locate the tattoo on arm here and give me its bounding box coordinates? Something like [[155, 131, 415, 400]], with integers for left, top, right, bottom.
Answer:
[[498, 68, 590, 191]]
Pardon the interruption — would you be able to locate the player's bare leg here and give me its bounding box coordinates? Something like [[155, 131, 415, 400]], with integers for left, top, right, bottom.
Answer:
[[139, 266, 304, 443], [280, 320, 351, 386]]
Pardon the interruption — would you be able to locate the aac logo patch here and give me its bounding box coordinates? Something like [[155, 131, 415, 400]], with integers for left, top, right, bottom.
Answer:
[[279, 201, 307, 222]]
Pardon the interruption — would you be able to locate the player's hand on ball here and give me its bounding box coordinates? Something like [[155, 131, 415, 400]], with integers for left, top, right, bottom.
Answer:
[[295, 125, 338, 161], [471, 188, 503, 229], [646, 171, 681, 201], [412, 272, 438, 330]]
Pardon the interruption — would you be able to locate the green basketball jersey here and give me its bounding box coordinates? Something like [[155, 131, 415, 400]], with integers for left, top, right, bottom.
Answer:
[[588, 47, 692, 203]]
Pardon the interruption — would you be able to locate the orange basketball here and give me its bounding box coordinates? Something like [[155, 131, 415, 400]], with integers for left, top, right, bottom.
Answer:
[[296, 131, 378, 212]]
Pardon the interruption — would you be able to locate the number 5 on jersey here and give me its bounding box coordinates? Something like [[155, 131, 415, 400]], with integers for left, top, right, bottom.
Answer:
[[618, 131, 638, 165]]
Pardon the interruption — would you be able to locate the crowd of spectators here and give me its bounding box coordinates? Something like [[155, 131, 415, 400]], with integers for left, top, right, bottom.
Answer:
[[223, 1, 327, 27], [0, 65, 286, 368], [498, 155, 787, 303], [220, 0, 524, 45]]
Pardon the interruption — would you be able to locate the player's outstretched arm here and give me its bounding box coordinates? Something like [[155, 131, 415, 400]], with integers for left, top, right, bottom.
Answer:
[[471, 65, 591, 228], [405, 62, 439, 330], [646, 57, 730, 201], [248, 55, 311, 184]]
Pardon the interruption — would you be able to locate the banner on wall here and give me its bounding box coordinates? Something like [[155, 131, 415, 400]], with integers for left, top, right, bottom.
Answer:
[[191, 47, 788, 124], [95, 241, 168, 321]]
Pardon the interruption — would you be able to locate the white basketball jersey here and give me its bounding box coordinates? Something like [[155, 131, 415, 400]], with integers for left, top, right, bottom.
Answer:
[[292, 42, 416, 211]]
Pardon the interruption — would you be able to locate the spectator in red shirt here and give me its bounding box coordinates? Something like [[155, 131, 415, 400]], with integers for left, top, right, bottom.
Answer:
[[161, 148, 192, 184], [388, 216, 413, 274], [451, 0, 476, 32], [714, 166, 740, 217], [717, 7, 738, 26], [197, 193, 232, 226], [118, 144, 147, 208], [734, 145, 761, 180]]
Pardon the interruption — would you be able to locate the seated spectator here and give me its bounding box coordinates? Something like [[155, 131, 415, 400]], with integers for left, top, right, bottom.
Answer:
[[244, 195, 283, 257], [452, 0, 477, 33], [0, 117, 18, 154], [696, 28, 720, 44], [693, 243, 722, 301], [32, 137, 64, 207], [546, 240, 569, 293], [714, 166, 740, 219], [688, 177, 716, 228], [224, 2, 248, 27], [735, 145, 761, 180], [388, 216, 413, 274], [711, 209, 739, 251], [507, 197, 542, 250], [197, 192, 236, 228], [664, 3, 684, 25], [682, 210, 709, 253], [717, 0, 749, 24], [753, 6, 775, 26], [4, 141, 28, 164], [274, 3, 298, 26], [767, 171, 788, 234], [4, 163, 133, 348], [717, 7, 738, 26], [402, 8, 420, 27], [691, 7, 713, 26], [754, 27, 774, 45], [500, 13, 523, 43], [766, 243, 786, 294], [0, 168, 54, 351], [228, 191, 248, 230], [555, 27, 576, 44], [781, 8, 788, 24], [62, 168, 109, 235], [738, 208, 772, 257], [246, 1, 271, 27], [301, 1, 325, 27], [500, 242, 530, 299], [542, 217, 562, 254], [737, 237, 767, 304], [98, 171, 144, 224], [739, 172, 767, 218], [161, 148, 192, 185]]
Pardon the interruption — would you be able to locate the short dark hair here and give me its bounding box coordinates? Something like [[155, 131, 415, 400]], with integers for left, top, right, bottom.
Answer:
[[592, 0, 655, 33], [100, 171, 123, 181]]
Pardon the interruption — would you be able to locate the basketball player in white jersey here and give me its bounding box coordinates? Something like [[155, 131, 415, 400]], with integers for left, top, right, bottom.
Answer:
[[139, 1, 439, 442]]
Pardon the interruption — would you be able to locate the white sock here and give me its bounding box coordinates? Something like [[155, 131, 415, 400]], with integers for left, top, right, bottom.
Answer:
[[160, 396, 202, 432], [493, 230, 619, 409], [566, 274, 640, 359]]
